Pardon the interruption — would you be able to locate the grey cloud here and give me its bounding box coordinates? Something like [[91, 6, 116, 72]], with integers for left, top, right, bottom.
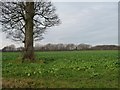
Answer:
[[41, 2, 118, 45], [1, 2, 118, 49]]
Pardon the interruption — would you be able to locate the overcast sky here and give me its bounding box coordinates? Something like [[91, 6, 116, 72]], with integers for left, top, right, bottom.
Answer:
[[0, 1, 118, 49]]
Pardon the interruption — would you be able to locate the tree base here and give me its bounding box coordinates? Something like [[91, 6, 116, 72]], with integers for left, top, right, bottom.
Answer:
[[22, 52, 35, 63]]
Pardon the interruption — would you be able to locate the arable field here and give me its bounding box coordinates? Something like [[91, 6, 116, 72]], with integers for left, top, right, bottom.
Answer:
[[2, 50, 119, 88]]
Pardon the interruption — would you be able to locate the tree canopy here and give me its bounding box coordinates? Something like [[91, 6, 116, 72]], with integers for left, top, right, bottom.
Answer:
[[0, 1, 60, 42]]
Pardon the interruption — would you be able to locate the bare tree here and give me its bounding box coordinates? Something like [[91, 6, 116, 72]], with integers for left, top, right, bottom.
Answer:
[[56, 43, 65, 51], [2, 44, 16, 52], [77, 43, 91, 50], [66, 44, 76, 51], [0, 0, 60, 62]]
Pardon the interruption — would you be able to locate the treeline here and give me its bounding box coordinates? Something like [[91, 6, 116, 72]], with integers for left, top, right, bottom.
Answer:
[[34, 44, 119, 51], [1, 43, 119, 52]]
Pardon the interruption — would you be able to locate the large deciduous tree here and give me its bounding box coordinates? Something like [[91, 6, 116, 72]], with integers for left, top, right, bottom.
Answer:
[[0, 0, 60, 62]]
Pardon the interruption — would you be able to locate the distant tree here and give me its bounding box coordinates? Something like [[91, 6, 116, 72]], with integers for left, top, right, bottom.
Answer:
[[9, 44, 16, 51], [66, 44, 76, 50], [0, 1, 60, 62], [44, 43, 51, 51], [55, 44, 63, 50], [34, 43, 43, 51], [77, 43, 91, 50], [2, 46, 8, 52], [17, 47, 24, 51], [91, 45, 118, 50], [2, 44, 16, 52]]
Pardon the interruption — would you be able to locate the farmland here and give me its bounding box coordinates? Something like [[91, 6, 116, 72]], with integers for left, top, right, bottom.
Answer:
[[1, 50, 119, 88]]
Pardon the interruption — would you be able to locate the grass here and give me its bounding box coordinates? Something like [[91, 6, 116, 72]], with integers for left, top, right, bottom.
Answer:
[[2, 50, 119, 88]]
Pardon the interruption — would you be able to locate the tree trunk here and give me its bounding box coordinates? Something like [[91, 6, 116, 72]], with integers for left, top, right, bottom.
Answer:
[[22, 2, 35, 62]]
